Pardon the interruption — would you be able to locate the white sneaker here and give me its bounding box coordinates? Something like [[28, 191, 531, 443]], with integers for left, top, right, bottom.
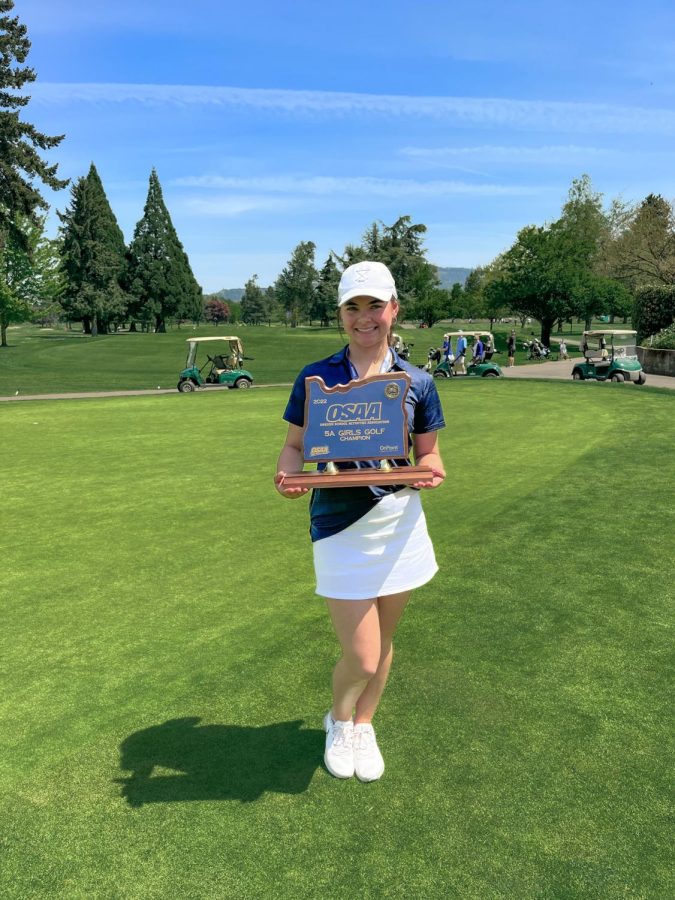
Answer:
[[323, 712, 354, 779], [353, 723, 385, 782]]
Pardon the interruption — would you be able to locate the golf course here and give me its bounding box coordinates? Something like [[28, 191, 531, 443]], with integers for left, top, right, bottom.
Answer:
[[1, 324, 673, 898], [0, 322, 578, 396]]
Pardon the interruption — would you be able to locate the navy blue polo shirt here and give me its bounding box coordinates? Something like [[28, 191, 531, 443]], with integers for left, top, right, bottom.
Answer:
[[283, 345, 445, 541]]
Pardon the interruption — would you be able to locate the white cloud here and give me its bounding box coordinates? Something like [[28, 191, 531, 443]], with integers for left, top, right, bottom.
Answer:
[[31, 83, 675, 135], [400, 144, 613, 163], [181, 195, 301, 217], [172, 174, 537, 198]]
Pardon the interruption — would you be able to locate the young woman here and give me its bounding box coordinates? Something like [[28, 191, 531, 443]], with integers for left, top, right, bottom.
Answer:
[[274, 261, 445, 782]]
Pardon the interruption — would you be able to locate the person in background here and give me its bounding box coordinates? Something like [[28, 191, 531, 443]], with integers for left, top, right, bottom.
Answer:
[[559, 338, 568, 360], [507, 330, 516, 367], [472, 334, 484, 364], [455, 330, 467, 374]]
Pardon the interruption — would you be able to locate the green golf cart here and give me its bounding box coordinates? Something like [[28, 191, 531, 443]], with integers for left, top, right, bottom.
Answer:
[[572, 330, 646, 385], [177, 336, 254, 392], [433, 331, 503, 378]]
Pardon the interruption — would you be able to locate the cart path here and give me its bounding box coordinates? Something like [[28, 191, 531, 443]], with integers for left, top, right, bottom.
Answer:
[[503, 358, 675, 389], [1, 365, 673, 402], [0, 384, 294, 402]]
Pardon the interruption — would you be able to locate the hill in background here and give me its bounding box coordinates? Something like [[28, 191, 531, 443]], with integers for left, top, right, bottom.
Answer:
[[214, 266, 472, 298], [214, 288, 244, 301], [436, 266, 472, 287]]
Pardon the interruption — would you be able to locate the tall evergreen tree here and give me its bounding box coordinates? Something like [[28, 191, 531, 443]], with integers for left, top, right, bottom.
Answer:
[[312, 254, 340, 326], [127, 169, 201, 332], [240, 275, 268, 324], [0, 0, 67, 344], [58, 164, 128, 334], [342, 216, 438, 317], [264, 285, 281, 325], [0, 0, 67, 241], [274, 241, 317, 327]]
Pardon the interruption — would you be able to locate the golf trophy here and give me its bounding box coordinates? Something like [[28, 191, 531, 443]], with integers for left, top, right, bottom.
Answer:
[[279, 371, 434, 489]]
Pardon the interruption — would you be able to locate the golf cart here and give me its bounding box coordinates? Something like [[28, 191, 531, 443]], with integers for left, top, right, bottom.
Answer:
[[177, 336, 254, 392], [432, 331, 502, 378], [572, 331, 646, 385]]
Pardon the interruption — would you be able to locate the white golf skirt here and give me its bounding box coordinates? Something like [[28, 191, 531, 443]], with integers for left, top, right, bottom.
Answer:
[[313, 487, 438, 600]]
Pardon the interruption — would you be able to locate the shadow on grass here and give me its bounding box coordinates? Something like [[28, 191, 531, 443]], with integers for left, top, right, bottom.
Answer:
[[116, 717, 322, 806]]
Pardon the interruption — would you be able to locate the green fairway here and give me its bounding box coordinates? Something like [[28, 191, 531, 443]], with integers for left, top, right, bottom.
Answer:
[[0, 321, 581, 396], [1, 381, 673, 898]]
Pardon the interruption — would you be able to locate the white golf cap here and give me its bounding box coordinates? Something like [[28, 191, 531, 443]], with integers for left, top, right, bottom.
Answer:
[[337, 261, 397, 306]]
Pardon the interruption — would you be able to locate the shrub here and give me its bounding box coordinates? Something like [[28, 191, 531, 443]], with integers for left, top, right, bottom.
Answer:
[[649, 322, 675, 350], [633, 285, 675, 342]]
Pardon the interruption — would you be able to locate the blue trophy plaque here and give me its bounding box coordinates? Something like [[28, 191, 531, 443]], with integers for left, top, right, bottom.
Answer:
[[280, 372, 434, 489]]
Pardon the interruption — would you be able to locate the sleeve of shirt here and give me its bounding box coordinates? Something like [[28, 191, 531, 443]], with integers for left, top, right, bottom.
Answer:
[[413, 376, 445, 434], [282, 368, 308, 426]]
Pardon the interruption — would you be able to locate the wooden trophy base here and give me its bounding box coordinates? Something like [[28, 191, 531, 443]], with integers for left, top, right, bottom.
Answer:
[[280, 465, 435, 489]]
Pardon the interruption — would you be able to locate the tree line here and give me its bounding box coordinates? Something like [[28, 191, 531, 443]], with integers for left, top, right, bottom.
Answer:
[[482, 176, 675, 345], [233, 181, 675, 346]]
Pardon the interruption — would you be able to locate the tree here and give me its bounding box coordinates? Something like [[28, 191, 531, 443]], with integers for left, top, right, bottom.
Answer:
[[607, 194, 675, 289], [0, 0, 67, 344], [0, 1, 67, 246], [337, 216, 438, 320], [485, 176, 625, 344], [633, 285, 675, 341], [0, 215, 31, 345], [203, 296, 230, 325], [483, 224, 571, 346], [28, 217, 63, 326], [371, 216, 438, 315], [274, 241, 317, 327], [240, 275, 268, 324], [462, 267, 486, 320], [264, 285, 282, 326], [231, 302, 242, 324], [482, 265, 510, 329], [312, 254, 340, 326], [413, 286, 448, 328], [446, 282, 464, 318], [58, 164, 128, 334], [0, 213, 62, 344], [127, 169, 201, 332]]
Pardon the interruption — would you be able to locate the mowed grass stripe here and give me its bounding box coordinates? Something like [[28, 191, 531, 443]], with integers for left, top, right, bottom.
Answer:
[[1, 381, 672, 898]]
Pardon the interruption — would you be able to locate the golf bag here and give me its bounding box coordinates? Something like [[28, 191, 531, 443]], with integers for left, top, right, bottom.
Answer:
[[524, 339, 550, 360], [398, 341, 413, 362]]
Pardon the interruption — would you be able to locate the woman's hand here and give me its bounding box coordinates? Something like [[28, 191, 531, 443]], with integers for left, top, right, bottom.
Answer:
[[274, 471, 310, 498], [412, 431, 445, 490], [275, 425, 310, 498], [412, 467, 445, 490]]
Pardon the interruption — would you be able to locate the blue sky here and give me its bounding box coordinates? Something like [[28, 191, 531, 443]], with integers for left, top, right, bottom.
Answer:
[[20, 0, 675, 291]]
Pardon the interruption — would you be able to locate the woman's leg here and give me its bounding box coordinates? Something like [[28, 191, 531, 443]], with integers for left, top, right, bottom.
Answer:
[[325, 598, 380, 722], [354, 590, 411, 724]]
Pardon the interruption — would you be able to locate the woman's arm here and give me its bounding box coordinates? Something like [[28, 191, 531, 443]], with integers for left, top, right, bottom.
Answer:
[[274, 423, 311, 498], [411, 430, 445, 489]]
